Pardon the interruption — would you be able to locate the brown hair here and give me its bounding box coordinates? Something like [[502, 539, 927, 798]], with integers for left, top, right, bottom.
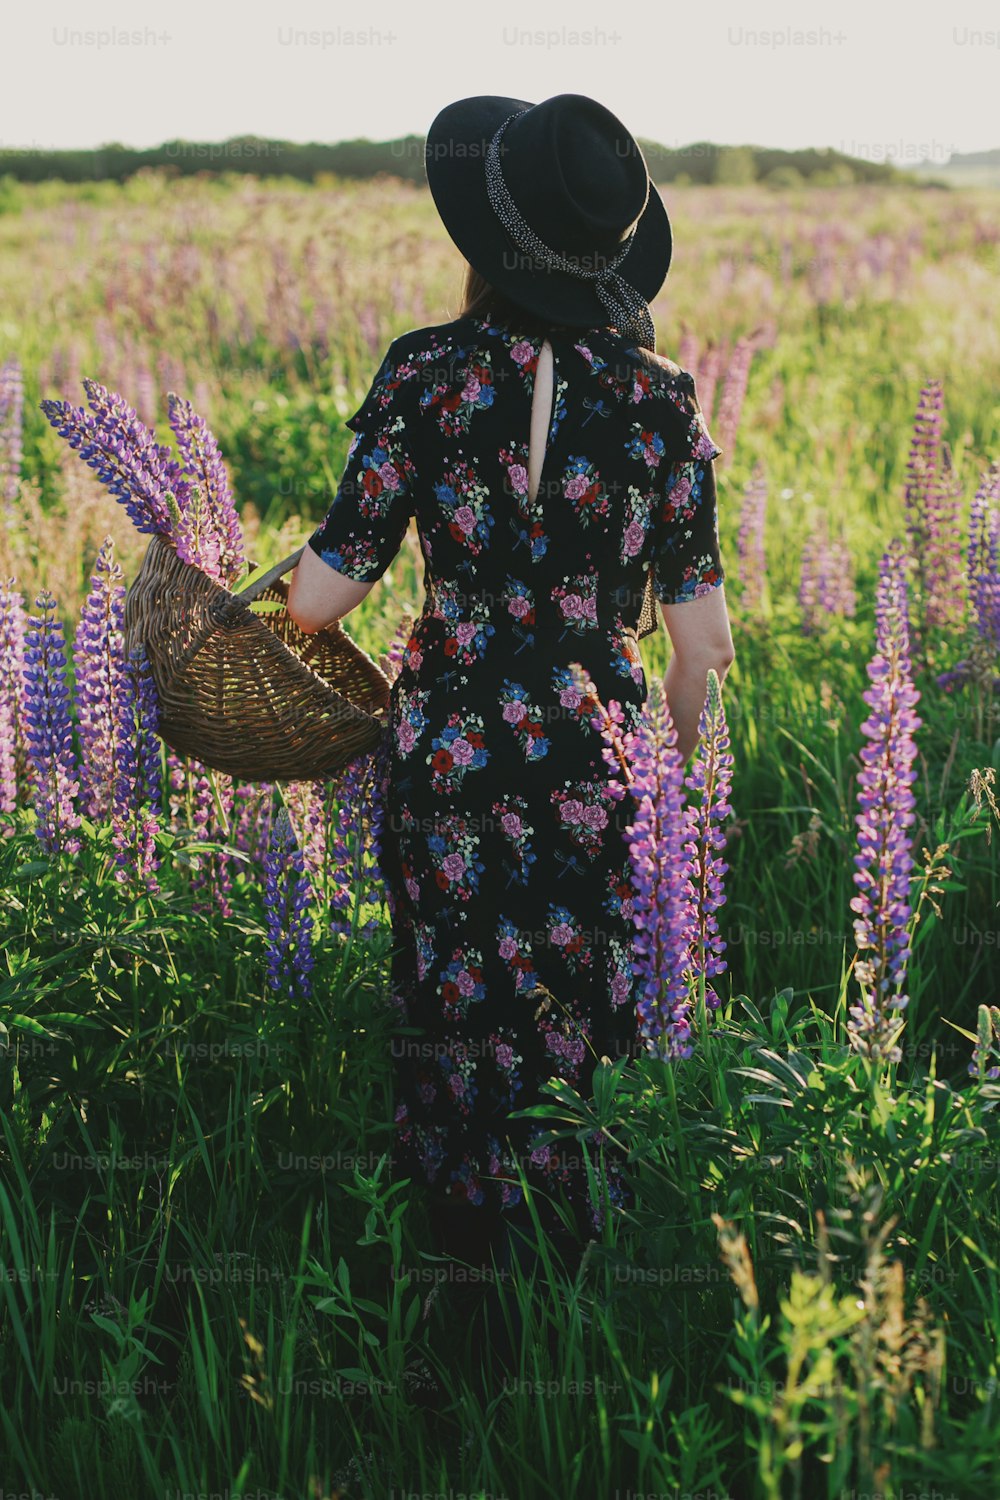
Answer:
[[456, 261, 595, 338], [456, 260, 656, 353]]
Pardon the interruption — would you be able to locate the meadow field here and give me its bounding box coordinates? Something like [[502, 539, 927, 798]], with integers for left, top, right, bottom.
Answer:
[[0, 168, 998, 1499]]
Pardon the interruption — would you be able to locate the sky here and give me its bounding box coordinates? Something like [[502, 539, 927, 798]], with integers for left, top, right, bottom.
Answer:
[[2, 0, 998, 163]]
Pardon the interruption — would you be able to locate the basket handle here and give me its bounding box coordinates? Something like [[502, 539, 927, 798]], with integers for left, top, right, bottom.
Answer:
[[236, 547, 306, 603], [210, 547, 307, 629]]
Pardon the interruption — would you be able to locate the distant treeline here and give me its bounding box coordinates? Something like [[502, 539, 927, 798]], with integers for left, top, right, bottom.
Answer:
[[0, 134, 906, 187]]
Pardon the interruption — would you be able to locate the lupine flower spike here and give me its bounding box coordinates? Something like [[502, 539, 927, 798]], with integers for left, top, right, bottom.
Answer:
[[22, 591, 81, 856], [263, 805, 314, 1001], [848, 543, 922, 1066], [684, 668, 734, 1008]]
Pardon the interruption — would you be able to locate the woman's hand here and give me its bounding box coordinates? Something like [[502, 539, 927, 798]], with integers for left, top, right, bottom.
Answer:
[[659, 586, 736, 761]]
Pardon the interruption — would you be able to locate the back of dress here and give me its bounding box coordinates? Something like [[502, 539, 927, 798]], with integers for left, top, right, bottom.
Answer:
[[307, 311, 726, 1221]]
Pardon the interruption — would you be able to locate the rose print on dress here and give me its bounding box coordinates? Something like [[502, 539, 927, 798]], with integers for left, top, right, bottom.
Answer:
[[317, 533, 383, 582], [550, 665, 599, 730], [606, 934, 636, 1012], [427, 712, 489, 796], [620, 484, 655, 563], [487, 1029, 526, 1107], [434, 459, 494, 555], [501, 575, 536, 629], [412, 920, 438, 984], [438, 944, 487, 1021], [498, 679, 550, 760], [551, 568, 600, 638], [540, 998, 591, 1082], [626, 422, 667, 472], [496, 915, 539, 993], [551, 776, 614, 858], [429, 582, 496, 664], [427, 812, 486, 900], [354, 422, 415, 522], [393, 683, 431, 758], [500, 440, 548, 561], [545, 903, 595, 975], [420, 350, 497, 436], [437, 1040, 480, 1120], [492, 794, 538, 886], [508, 337, 538, 389], [561, 456, 612, 527]]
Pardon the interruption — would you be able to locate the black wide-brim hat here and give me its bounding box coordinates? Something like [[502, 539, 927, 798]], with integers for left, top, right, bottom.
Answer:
[[424, 92, 672, 332]]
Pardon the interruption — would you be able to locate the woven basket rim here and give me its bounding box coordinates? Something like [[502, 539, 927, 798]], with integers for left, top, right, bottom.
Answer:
[[136, 532, 391, 724]]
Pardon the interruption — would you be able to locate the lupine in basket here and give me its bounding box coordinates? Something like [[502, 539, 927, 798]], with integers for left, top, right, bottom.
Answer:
[[848, 542, 922, 1066], [40, 379, 244, 586]]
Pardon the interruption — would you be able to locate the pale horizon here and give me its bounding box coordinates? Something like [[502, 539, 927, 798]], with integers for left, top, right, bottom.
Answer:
[[3, 0, 999, 162]]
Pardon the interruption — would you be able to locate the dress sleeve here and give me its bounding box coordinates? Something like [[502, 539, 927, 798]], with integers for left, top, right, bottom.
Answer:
[[651, 372, 726, 605], [307, 339, 418, 583]]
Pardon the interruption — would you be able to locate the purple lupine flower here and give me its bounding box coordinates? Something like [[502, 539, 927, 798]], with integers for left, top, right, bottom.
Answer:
[[329, 748, 383, 939], [968, 463, 1000, 652], [736, 462, 768, 613], [167, 392, 245, 586], [263, 806, 314, 1000], [566, 662, 635, 797], [0, 358, 24, 509], [380, 613, 414, 684], [0, 580, 28, 818], [903, 382, 943, 554], [902, 380, 962, 641], [799, 518, 856, 634], [22, 592, 81, 856], [110, 644, 162, 894], [73, 537, 127, 819], [622, 679, 698, 1061], [923, 442, 966, 630], [190, 763, 234, 919], [165, 749, 188, 828], [683, 669, 734, 1009], [40, 379, 189, 536], [936, 462, 1000, 696], [713, 333, 756, 462], [283, 779, 326, 883], [827, 538, 857, 620], [692, 341, 724, 430], [232, 781, 276, 865], [799, 527, 831, 636], [676, 328, 699, 376], [848, 543, 922, 1066], [135, 365, 158, 428], [967, 1003, 1000, 1082]]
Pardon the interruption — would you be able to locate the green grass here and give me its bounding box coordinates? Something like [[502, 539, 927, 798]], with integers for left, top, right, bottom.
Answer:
[[0, 173, 999, 1497]]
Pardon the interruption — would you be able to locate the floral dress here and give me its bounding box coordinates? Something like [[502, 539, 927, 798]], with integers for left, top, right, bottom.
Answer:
[[308, 312, 725, 1231]]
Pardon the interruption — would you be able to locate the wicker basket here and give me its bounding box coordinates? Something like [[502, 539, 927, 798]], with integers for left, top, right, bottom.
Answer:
[[122, 533, 392, 782]]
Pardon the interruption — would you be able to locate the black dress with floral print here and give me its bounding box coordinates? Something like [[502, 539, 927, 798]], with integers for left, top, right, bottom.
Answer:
[[308, 313, 725, 1232]]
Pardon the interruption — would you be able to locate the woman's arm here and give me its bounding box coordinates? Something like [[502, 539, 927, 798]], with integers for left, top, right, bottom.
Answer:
[[286, 543, 376, 634], [659, 585, 736, 761]]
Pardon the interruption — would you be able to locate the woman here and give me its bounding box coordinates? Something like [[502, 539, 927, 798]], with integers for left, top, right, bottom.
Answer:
[[287, 92, 735, 1312]]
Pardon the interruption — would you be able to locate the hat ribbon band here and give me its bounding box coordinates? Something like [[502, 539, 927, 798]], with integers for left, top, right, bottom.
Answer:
[[485, 112, 656, 349]]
